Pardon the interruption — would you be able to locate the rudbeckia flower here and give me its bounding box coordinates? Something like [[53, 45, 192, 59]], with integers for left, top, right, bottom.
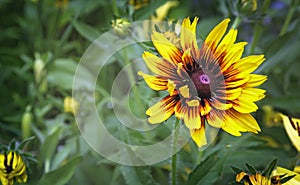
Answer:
[[0, 151, 28, 185], [138, 17, 267, 147]]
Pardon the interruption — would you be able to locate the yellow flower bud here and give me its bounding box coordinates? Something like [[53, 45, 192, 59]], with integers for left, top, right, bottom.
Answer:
[[64, 96, 79, 115], [111, 18, 132, 38], [238, 0, 258, 16]]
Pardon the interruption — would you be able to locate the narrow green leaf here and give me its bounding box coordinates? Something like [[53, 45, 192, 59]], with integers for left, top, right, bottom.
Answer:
[[245, 163, 257, 174], [38, 156, 82, 185], [280, 175, 296, 184], [262, 158, 277, 177], [231, 166, 243, 174], [121, 166, 143, 185], [17, 136, 35, 150], [185, 151, 220, 185], [39, 127, 62, 162], [73, 20, 101, 42]]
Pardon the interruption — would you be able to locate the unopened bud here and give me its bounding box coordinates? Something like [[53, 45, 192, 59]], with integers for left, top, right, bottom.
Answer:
[[64, 96, 79, 115], [238, 0, 257, 16], [111, 18, 132, 38], [22, 106, 32, 139], [33, 55, 45, 84]]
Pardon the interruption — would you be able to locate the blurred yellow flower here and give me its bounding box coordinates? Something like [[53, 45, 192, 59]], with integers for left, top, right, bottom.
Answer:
[[139, 17, 266, 147], [275, 113, 300, 152], [55, 0, 69, 9], [129, 0, 150, 10], [151, 1, 179, 21], [64, 96, 79, 115], [0, 151, 28, 185]]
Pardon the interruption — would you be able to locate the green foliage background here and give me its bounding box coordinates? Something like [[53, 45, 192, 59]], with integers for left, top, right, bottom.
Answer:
[[0, 0, 299, 184]]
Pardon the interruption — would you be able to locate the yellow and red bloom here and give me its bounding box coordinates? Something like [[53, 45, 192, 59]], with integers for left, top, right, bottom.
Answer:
[[0, 151, 28, 185], [138, 17, 267, 147]]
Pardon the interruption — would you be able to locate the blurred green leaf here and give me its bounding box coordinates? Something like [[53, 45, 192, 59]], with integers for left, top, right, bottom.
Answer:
[[73, 20, 101, 42], [185, 151, 221, 185], [40, 126, 62, 162], [121, 166, 159, 185], [39, 156, 82, 185]]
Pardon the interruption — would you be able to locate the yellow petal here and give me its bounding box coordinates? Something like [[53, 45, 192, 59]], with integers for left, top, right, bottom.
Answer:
[[278, 113, 300, 152], [0, 154, 5, 169], [182, 48, 194, 69], [190, 126, 207, 147], [210, 98, 233, 110], [226, 88, 242, 100], [221, 42, 247, 72], [225, 76, 250, 88], [215, 29, 237, 60], [167, 79, 177, 96], [186, 99, 199, 107], [234, 55, 265, 74], [241, 88, 266, 102], [206, 109, 225, 128], [146, 95, 177, 124], [180, 17, 199, 51], [199, 99, 212, 116], [151, 31, 182, 64], [142, 51, 176, 77], [232, 96, 259, 113], [222, 109, 260, 136], [243, 74, 267, 88], [138, 71, 168, 91], [205, 18, 230, 51], [179, 85, 190, 98], [175, 102, 201, 130], [236, 172, 248, 182]]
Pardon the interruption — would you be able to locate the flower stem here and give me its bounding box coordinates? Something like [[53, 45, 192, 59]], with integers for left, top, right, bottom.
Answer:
[[171, 119, 180, 185], [231, 16, 242, 29], [249, 22, 262, 54], [279, 0, 299, 36], [249, 0, 270, 54]]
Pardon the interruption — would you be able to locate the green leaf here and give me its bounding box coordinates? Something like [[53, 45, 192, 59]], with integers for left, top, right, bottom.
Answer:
[[245, 163, 257, 174], [38, 156, 82, 185], [231, 166, 243, 174], [185, 151, 221, 185], [121, 166, 159, 185], [73, 20, 101, 42], [17, 136, 35, 150], [39, 126, 62, 162], [262, 158, 277, 177], [260, 96, 300, 113], [280, 175, 296, 184]]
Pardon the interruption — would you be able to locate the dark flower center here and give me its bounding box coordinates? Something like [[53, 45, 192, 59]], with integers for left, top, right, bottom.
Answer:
[[191, 69, 212, 98]]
